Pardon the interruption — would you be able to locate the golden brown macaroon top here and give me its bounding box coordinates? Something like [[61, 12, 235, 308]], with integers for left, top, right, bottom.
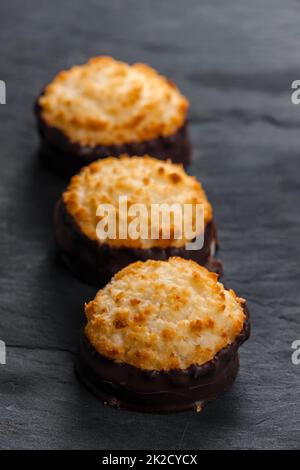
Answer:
[[39, 56, 188, 146], [85, 257, 246, 371], [62, 155, 213, 249]]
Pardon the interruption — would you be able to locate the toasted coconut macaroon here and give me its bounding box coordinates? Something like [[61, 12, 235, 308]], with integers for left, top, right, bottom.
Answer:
[[54, 155, 222, 286], [35, 56, 191, 176], [76, 257, 250, 413]]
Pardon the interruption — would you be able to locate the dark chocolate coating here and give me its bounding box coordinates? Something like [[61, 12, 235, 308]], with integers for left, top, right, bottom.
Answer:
[[54, 198, 223, 287], [34, 98, 192, 177], [76, 306, 250, 413]]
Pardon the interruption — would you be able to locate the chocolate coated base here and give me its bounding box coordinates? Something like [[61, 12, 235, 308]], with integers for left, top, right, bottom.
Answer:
[[35, 99, 192, 177], [54, 199, 223, 287], [76, 308, 250, 413]]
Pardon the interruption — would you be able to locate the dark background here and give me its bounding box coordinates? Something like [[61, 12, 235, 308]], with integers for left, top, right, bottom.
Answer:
[[0, 0, 300, 450]]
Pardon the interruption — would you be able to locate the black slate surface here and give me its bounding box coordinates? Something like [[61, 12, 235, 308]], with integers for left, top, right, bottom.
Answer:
[[0, 0, 300, 450]]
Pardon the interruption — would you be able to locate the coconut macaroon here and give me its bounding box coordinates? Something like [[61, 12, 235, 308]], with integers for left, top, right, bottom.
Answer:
[[35, 56, 191, 176], [76, 258, 250, 412], [54, 155, 222, 286]]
